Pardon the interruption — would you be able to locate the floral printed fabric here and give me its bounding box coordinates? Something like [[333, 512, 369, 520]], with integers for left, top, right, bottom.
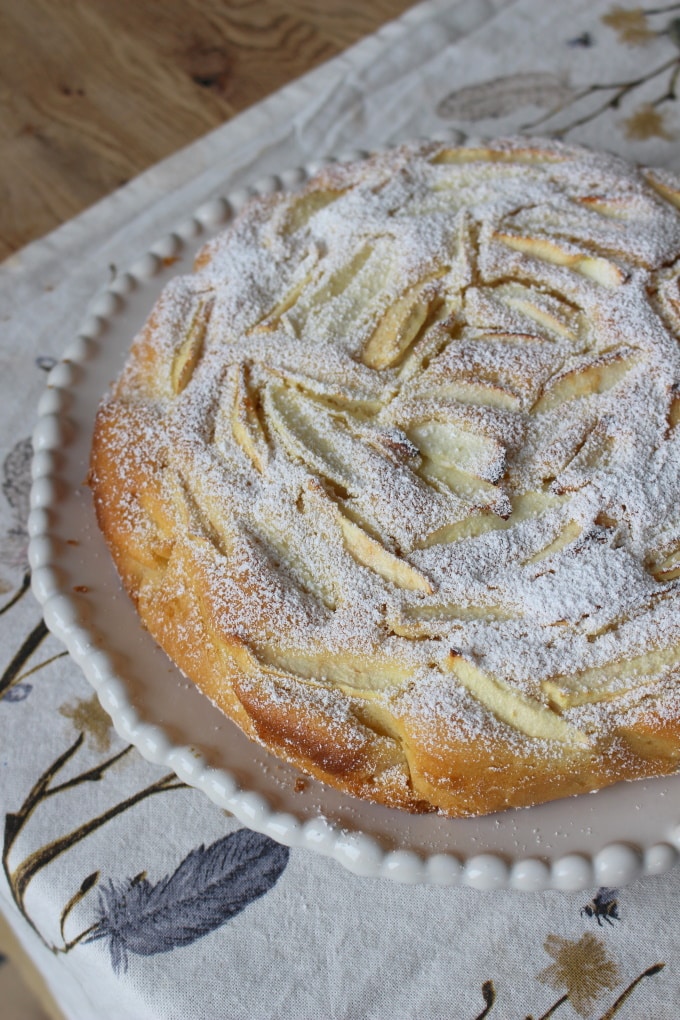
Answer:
[[4, 1, 680, 1017]]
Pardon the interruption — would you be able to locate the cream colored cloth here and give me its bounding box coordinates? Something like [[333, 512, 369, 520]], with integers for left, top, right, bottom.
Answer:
[[3, 2, 680, 1017]]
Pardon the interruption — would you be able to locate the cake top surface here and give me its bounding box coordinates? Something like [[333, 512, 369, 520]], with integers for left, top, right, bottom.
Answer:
[[103, 138, 680, 760]]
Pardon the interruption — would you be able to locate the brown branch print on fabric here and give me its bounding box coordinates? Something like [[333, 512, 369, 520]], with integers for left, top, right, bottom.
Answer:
[[0, 571, 30, 615], [473, 980, 495, 1019], [2, 731, 186, 953], [0, 618, 50, 703], [521, 57, 680, 138], [597, 964, 665, 1018]]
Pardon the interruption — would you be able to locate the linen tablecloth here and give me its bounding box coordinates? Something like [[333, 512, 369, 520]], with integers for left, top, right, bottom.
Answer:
[[3, 1, 680, 1016]]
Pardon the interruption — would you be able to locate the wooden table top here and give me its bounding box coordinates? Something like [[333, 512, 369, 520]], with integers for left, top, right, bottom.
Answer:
[[0, 0, 415, 261]]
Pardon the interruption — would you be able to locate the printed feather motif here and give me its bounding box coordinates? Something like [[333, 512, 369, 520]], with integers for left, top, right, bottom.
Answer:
[[1, 436, 32, 571], [86, 829, 290, 973], [437, 72, 573, 120]]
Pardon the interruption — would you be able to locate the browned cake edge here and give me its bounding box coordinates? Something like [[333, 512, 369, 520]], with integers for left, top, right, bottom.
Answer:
[[89, 395, 680, 817], [88, 140, 680, 818]]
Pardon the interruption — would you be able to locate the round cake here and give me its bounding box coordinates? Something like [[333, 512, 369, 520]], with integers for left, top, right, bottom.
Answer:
[[90, 138, 680, 817]]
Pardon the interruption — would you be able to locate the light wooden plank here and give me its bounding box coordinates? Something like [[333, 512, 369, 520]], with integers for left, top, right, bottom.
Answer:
[[0, 0, 416, 258]]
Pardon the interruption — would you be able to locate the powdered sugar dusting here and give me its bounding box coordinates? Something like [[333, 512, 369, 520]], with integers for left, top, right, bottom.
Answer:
[[94, 138, 680, 776]]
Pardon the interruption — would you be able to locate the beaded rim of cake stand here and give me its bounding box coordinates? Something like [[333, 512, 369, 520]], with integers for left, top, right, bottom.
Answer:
[[28, 138, 680, 890]]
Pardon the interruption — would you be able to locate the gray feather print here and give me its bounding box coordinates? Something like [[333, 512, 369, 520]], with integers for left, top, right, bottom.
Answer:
[[437, 72, 574, 120], [86, 830, 290, 973], [1, 436, 33, 571]]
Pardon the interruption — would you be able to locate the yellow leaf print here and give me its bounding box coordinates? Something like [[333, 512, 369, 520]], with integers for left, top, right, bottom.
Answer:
[[624, 103, 674, 140], [538, 933, 620, 1017], [602, 7, 654, 45], [59, 693, 113, 752]]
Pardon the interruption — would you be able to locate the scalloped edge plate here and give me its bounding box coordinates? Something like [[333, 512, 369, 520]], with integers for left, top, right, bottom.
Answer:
[[28, 144, 680, 890]]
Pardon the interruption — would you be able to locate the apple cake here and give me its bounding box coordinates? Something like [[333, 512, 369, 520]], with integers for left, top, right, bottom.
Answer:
[[90, 138, 680, 817]]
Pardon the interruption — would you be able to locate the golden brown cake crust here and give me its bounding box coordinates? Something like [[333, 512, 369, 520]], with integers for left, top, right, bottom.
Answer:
[[90, 138, 680, 817]]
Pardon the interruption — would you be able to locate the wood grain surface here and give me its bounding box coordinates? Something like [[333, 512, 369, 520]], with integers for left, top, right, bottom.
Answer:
[[0, 0, 415, 260]]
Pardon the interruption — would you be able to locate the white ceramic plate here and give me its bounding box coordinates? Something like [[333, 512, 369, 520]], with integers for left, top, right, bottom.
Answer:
[[28, 157, 680, 891]]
